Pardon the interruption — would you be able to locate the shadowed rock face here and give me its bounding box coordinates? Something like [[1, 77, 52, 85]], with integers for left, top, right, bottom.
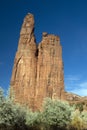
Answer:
[[10, 13, 65, 110]]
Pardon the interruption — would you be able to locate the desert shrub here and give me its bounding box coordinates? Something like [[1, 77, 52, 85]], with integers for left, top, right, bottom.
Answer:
[[26, 109, 41, 130], [0, 88, 27, 130], [69, 110, 84, 130], [80, 111, 87, 129], [75, 103, 83, 112], [2, 87, 87, 130], [40, 98, 74, 130], [70, 107, 87, 130]]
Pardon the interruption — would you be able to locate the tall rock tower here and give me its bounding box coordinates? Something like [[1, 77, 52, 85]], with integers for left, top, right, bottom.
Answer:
[[10, 13, 65, 110], [10, 13, 37, 109], [35, 33, 65, 109]]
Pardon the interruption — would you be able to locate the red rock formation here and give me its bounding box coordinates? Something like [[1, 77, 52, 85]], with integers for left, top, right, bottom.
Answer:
[[10, 13, 37, 109], [10, 13, 65, 110], [35, 33, 65, 109]]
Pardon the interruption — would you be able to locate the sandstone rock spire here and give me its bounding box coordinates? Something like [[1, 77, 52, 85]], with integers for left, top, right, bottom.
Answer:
[[10, 13, 65, 110], [35, 33, 65, 109], [10, 13, 37, 109], [18, 13, 36, 51]]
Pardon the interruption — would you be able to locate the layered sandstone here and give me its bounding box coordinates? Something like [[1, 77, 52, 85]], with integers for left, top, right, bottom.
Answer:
[[10, 13, 65, 110]]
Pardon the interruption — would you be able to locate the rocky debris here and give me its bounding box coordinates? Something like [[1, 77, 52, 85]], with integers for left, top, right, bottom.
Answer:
[[65, 92, 81, 101], [65, 92, 87, 110]]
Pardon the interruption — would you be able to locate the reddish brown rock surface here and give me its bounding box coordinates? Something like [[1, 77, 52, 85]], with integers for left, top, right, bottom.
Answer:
[[10, 13, 65, 110], [10, 13, 37, 109], [35, 33, 65, 109]]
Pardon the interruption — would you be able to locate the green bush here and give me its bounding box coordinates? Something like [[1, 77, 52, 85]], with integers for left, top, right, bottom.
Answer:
[[69, 110, 87, 130], [70, 110, 83, 130], [0, 88, 27, 130], [81, 111, 87, 129], [75, 103, 83, 112], [1, 87, 87, 130], [40, 98, 74, 130], [26, 109, 40, 130]]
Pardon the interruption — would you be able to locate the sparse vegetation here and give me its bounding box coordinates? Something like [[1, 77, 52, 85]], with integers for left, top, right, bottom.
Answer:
[[0, 87, 87, 130], [75, 103, 84, 112]]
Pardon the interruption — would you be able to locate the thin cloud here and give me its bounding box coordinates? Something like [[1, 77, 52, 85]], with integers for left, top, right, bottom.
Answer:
[[65, 75, 80, 81], [79, 82, 87, 88], [65, 75, 87, 96], [66, 81, 87, 96], [70, 88, 87, 97], [65, 75, 81, 91]]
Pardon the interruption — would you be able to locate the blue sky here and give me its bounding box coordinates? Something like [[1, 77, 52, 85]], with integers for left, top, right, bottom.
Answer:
[[0, 0, 87, 96]]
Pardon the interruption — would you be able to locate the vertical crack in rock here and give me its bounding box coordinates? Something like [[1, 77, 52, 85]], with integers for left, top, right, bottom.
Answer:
[[14, 56, 23, 80], [10, 13, 65, 110]]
